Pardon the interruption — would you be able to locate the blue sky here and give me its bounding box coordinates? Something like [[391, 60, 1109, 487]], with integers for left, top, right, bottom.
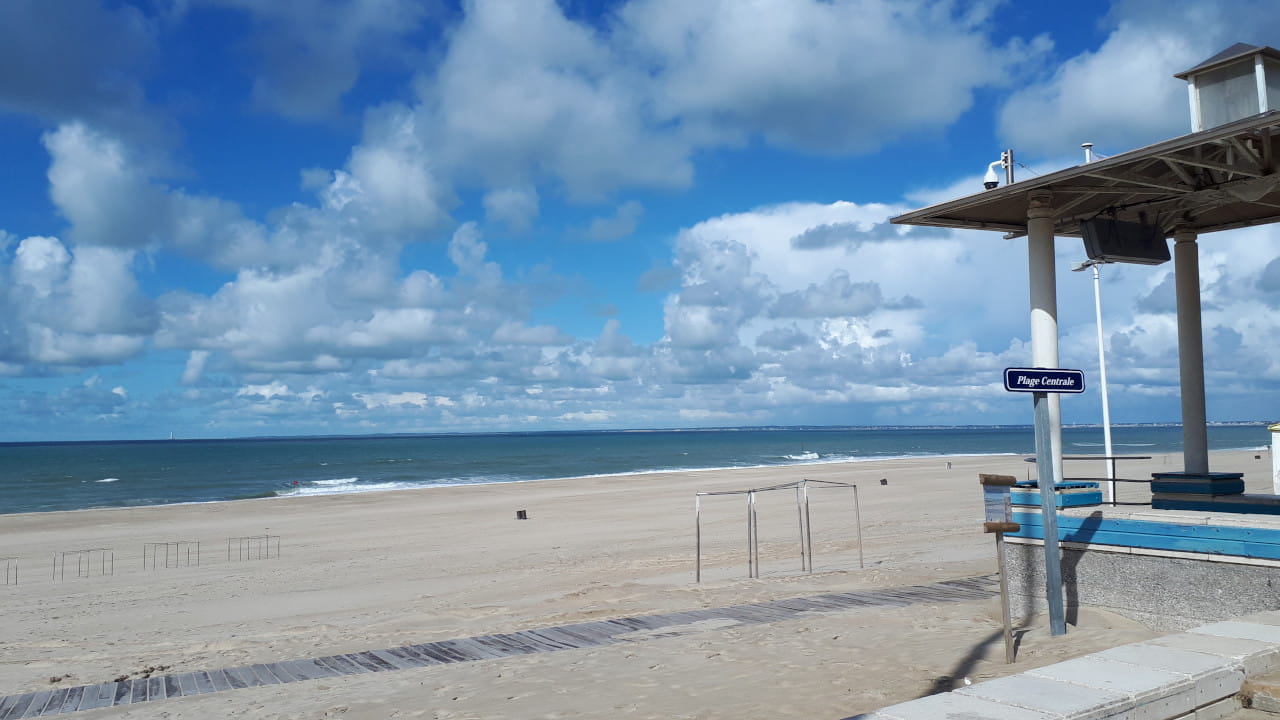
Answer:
[[3, 0, 1280, 441]]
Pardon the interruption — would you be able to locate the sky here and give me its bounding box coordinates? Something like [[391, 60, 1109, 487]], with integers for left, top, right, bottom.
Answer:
[[3, 0, 1280, 441]]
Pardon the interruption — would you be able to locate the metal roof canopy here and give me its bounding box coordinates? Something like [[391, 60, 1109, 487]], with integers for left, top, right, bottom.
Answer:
[[890, 111, 1280, 239]]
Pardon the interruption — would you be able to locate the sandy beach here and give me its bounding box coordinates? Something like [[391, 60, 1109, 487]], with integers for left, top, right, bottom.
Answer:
[[1, 450, 1270, 719]]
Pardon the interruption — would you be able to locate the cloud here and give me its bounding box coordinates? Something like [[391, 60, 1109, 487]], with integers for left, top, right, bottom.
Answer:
[[325, 105, 455, 236], [1, 235, 154, 369], [770, 271, 885, 318], [996, 1, 1280, 156], [416, 0, 693, 197], [194, 0, 433, 119], [406, 0, 1036, 199], [584, 200, 644, 241], [16, 375, 130, 418], [483, 186, 540, 233], [0, 0, 169, 146], [617, 0, 1033, 154]]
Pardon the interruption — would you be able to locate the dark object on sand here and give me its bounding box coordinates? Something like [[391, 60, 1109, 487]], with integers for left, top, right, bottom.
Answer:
[[516, 509, 528, 520], [880, 478, 888, 486]]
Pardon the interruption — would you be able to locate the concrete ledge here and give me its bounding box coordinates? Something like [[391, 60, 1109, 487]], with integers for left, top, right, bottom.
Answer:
[[846, 611, 1280, 720], [1003, 539, 1280, 630]]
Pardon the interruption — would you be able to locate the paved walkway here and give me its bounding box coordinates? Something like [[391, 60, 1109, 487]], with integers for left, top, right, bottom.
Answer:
[[853, 612, 1280, 719], [0, 575, 997, 717]]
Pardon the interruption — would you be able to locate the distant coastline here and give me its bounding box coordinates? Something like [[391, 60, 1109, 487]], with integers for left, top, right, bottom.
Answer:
[[0, 420, 1270, 448]]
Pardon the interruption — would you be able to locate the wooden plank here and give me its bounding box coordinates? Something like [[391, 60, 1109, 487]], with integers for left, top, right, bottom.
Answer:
[[129, 678, 148, 703], [0, 694, 24, 719], [346, 652, 394, 672], [605, 617, 656, 631], [368, 650, 419, 670], [491, 633, 546, 654], [96, 682, 120, 708], [263, 661, 298, 681], [521, 629, 579, 650], [1014, 511, 1280, 545], [299, 657, 346, 678], [0, 693, 36, 720], [564, 621, 625, 641], [191, 671, 216, 695], [812, 594, 876, 608], [546, 626, 613, 647], [384, 647, 439, 667], [163, 674, 183, 697], [822, 592, 881, 607], [407, 644, 459, 664], [38, 688, 69, 716], [146, 675, 166, 700], [645, 612, 706, 627], [267, 662, 300, 683], [471, 635, 530, 656], [245, 665, 276, 686], [206, 669, 234, 692], [16, 691, 53, 718], [221, 667, 253, 689], [439, 638, 499, 660], [788, 597, 849, 611], [722, 605, 796, 622], [111, 680, 133, 706], [314, 655, 364, 675], [75, 683, 113, 711], [490, 632, 547, 654], [770, 599, 825, 612], [175, 672, 199, 696], [1011, 523, 1266, 558], [55, 685, 84, 713]]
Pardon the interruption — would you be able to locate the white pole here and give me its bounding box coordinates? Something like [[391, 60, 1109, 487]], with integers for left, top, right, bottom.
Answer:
[[1028, 193, 1064, 485], [1091, 264, 1115, 500], [1028, 191, 1066, 637]]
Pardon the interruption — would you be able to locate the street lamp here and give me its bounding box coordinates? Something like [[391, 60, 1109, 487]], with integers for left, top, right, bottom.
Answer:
[[1072, 258, 1115, 501]]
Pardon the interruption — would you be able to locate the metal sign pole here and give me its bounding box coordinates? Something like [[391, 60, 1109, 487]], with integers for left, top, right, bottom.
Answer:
[[1034, 391, 1067, 636]]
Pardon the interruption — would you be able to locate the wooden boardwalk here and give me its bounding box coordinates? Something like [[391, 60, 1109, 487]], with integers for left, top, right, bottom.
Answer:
[[0, 575, 996, 717]]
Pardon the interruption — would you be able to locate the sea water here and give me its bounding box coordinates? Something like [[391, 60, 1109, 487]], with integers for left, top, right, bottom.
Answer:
[[0, 425, 1267, 515]]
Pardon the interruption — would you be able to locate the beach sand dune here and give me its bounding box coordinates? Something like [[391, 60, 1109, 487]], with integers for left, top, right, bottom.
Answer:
[[0, 451, 1264, 718]]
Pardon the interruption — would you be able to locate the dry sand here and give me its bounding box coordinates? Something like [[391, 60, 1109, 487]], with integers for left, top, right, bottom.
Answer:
[[0, 449, 1269, 718]]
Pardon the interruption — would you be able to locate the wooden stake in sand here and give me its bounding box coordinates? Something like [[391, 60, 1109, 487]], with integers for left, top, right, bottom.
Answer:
[[980, 473, 1020, 664]]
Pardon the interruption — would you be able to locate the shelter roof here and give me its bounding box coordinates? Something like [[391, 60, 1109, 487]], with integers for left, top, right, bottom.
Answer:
[[1174, 43, 1280, 79], [890, 111, 1280, 239]]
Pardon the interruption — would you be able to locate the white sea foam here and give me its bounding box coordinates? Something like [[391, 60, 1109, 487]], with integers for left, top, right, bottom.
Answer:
[[785, 451, 820, 461], [312, 477, 359, 487], [96, 478, 120, 483], [283, 480, 420, 497]]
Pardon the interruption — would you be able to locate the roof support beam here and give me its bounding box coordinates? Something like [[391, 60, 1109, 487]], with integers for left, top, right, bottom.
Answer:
[[1158, 152, 1264, 177], [1083, 169, 1191, 192], [1162, 158, 1199, 187]]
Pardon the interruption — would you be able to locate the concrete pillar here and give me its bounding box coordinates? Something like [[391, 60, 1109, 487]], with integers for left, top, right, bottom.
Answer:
[[1027, 192, 1063, 484], [1174, 229, 1209, 475]]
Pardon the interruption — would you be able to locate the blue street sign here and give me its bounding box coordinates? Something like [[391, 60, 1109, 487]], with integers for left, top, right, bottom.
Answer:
[[1003, 367, 1085, 394]]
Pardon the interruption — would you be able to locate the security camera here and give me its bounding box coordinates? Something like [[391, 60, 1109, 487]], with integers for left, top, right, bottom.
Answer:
[[983, 160, 1002, 190]]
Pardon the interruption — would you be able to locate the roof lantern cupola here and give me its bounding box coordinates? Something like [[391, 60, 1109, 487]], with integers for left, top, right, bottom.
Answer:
[[1175, 43, 1280, 131]]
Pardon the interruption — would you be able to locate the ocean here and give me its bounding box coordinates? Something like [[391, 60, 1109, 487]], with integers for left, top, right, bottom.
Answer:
[[0, 424, 1269, 516]]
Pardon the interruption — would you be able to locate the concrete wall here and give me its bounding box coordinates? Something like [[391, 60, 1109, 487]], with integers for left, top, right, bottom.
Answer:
[[1005, 538, 1280, 630]]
